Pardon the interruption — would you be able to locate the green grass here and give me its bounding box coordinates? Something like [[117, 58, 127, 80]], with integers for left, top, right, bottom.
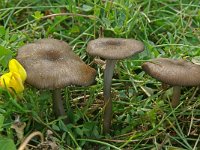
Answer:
[[0, 0, 200, 149]]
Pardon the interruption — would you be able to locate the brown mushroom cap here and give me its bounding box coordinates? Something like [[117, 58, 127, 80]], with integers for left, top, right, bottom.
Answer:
[[142, 58, 200, 86], [87, 38, 144, 59], [16, 38, 96, 89]]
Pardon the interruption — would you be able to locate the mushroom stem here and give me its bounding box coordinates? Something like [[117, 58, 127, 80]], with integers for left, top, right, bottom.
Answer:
[[171, 86, 181, 107], [103, 59, 117, 134], [52, 89, 68, 122]]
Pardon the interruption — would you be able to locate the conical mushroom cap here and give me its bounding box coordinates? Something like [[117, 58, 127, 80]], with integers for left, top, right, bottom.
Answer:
[[142, 58, 200, 86], [87, 38, 144, 60], [16, 38, 96, 89]]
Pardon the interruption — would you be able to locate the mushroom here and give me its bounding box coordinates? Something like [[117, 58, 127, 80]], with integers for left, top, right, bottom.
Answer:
[[142, 58, 200, 107], [16, 38, 96, 122], [87, 38, 144, 133]]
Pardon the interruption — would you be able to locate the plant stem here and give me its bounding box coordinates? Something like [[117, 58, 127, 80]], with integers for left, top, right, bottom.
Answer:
[[103, 59, 117, 134], [18, 131, 44, 150], [171, 86, 181, 107]]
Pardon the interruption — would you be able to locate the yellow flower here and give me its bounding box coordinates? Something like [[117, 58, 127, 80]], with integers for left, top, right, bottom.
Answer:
[[9, 59, 27, 82], [0, 72, 24, 94], [0, 59, 27, 94]]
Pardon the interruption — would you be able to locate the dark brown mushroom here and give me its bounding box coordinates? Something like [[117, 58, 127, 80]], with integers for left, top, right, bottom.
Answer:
[[87, 38, 144, 133], [142, 58, 200, 107], [17, 38, 96, 122]]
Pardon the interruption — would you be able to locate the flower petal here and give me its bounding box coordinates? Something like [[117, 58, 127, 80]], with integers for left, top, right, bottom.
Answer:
[[9, 59, 27, 82], [0, 72, 24, 93]]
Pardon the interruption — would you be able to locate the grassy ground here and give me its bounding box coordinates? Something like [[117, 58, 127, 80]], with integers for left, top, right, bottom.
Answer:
[[0, 0, 200, 149]]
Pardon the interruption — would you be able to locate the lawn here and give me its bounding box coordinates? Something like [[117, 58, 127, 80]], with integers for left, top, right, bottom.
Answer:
[[0, 0, 200, 149]]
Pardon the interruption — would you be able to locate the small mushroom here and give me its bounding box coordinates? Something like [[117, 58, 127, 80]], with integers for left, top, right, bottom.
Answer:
[[87, 38, 144, 133], [16, 38, 96, 122], [142, 58, 200, 107]]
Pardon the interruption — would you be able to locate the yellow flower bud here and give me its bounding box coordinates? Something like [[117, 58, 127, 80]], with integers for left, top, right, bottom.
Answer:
[[9, 59, 27, 82], [0, 72, 24, 94]]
